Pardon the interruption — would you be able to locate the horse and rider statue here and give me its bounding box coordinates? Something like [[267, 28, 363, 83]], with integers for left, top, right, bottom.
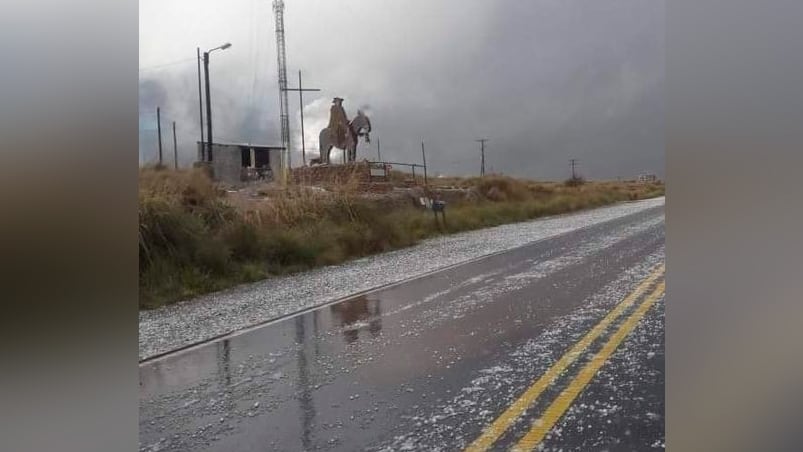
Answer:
[[315, 97, 372, 165]]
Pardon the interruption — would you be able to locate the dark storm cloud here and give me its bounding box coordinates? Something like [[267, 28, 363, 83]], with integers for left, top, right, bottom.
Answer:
[[140, 0, 663, 179]]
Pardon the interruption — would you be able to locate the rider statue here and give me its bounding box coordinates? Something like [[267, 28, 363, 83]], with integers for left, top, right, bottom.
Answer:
[[328, 97, 350, 149], [316, 96, 372, 164], [353, 109, 371, 143]]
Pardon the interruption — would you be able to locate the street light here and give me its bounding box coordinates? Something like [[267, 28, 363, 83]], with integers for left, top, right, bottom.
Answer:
[[203, 42, 232, 162], [197, 47, 204, 161]]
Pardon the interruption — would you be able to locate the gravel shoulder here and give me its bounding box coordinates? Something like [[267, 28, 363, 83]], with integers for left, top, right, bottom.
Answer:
[[139, 197, 665, 360]]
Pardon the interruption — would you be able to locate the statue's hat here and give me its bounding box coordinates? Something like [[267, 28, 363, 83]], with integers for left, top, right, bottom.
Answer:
[[333, 97, 344, 102]]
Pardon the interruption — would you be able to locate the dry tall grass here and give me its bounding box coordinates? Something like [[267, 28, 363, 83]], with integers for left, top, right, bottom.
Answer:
[[139, 168, 663, 308]]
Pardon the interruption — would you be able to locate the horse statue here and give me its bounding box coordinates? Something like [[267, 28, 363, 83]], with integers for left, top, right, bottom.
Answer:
[[317, 98, 372, 164]]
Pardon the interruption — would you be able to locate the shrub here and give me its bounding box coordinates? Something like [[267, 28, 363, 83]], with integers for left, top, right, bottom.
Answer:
[[564, 177, 586, 187]]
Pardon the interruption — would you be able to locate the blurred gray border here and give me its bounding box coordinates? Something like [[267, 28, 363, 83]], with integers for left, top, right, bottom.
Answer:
[[667, 1, 803, 450], [0, 1, 139, 452]]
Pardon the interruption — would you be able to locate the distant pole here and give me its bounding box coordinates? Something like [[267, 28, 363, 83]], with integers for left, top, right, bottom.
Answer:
[[284, 71, 320, 166], [377, 138, 381, 161], [156, 107, 163, 165], [570, 158, 578, 179], [421, 141, 428, 186], [196, 47, 205, 161], [476, 138, 488, 176], [172, 121, 178, 170]]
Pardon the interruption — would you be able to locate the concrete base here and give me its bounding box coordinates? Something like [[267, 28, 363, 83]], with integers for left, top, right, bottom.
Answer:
[[291, 162, 375, 188]]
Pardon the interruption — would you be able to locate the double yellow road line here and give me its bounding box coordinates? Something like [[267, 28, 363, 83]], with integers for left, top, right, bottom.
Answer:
[[465, 265, 666, 452]]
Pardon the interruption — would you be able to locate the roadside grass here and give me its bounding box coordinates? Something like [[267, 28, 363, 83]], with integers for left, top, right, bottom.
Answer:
[[139, 167, 663, 309]]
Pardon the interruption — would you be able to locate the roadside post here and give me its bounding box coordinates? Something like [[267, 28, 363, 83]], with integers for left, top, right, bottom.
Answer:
[[432, 198, 446, 230]]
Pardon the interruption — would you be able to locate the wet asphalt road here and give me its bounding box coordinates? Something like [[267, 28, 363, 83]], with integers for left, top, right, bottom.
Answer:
[[140, 205, 665, 452]]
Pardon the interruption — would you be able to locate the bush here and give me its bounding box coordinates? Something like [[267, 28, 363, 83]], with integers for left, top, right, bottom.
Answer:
[[564, 177, 586, 187], [224, 222, 264, 261], [459, 176, 531, 202]]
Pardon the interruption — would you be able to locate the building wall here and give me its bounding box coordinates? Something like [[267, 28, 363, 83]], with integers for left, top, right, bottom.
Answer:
[[270, 149, 282, 179], [210, 144, 243, 185]]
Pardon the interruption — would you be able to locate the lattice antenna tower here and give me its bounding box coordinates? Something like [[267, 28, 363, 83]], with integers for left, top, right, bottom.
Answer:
[[273, 0, 291, 177]]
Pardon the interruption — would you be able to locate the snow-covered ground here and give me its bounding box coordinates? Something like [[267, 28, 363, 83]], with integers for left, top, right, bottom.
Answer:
[[139, 197, 665, 360]]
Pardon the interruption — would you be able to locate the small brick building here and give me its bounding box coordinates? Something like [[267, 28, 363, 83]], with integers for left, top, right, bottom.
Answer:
[[197, 142, 284, 185], [638, 173, 658, 184]]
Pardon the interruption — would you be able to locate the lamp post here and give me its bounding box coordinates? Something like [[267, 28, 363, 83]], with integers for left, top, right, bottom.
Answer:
[[203, 42, 232, 162], [197, 47, 205, 161]]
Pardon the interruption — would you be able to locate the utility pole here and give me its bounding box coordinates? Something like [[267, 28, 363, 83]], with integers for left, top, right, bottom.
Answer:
[[172, 121, 178, 170], [196, 47, 205, 161], [570, 158, 578, 180], [283, 70, 320, 166], [421, 141, 428, 186], [203, 51, 213, 162], [376, 138, 381, 161], [476, 138, 488, 176], [202, 43, 231, 163], [156, 107, 163, 166]]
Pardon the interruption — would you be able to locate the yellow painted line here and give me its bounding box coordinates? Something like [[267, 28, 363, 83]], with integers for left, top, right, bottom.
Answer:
[[512, 281, 665, 451], [463, 265, 664, 452]]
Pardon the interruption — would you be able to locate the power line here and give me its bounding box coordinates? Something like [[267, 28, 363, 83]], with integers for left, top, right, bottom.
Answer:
[[139, 57, 196, 72]]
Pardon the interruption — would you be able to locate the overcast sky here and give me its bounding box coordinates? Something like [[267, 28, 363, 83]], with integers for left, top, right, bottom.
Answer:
[[139, 0, 663, 179]]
